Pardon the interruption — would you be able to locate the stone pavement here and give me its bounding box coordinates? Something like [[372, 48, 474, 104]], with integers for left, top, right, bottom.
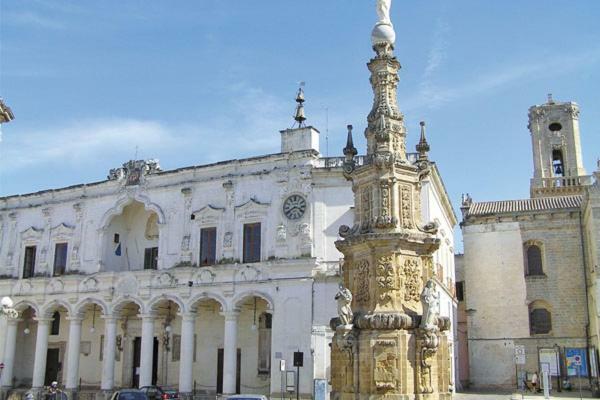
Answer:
[[454, 390, 594, 399]]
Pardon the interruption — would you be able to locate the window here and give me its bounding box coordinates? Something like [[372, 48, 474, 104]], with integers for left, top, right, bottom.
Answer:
[[456, 281, 465, 302], [525, 244, 544, 276], [200, 227, 217, 266], [23, 246, 36, 279], [144, 247, 159, 270], [243, 223, 261, 263], [53, 243, 68, 276], [530, 307, 552, 335], [51, 311, 60, 335]]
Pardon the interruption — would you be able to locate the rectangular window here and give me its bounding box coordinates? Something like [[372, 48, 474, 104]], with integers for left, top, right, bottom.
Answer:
[[243, 223, 261, 263], [53, 243, 68, 276], [23, 246, 36, 279], [144, 247, 159, 270], [200, 228, 217, 266], [456, 281, 465, 302]]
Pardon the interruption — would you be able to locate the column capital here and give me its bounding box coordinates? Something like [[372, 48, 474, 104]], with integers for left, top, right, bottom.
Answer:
[[101, 315, 120, 323], [6, 318, 23, 326], [138, 313, 158, 321], [179, 312, 197, 322], [220, 310, 240, 321], [66, 316, 84, 323], [34, 317, 54, 324]]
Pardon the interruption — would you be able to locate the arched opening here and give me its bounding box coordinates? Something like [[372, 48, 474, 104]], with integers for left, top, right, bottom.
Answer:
[[111, 300, 144, 389], [552, 149, 564, 177], [146, 298, 184, 389], [529, 303, 552, 335], [524, 243, 544, 276], [232, 295, 272, 396], [13, 306, 38, 388], [103, 201, 160, 272], [188, 298, 226, 396]]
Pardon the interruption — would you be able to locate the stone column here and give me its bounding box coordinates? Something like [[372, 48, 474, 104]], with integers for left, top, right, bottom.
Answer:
[[32, 317, 52, 389], [0, 318, 20, 389], [101, 316, 118, 391], [65, 317, 83, 392], [178, 313, 196, 398], [139, 314, 156, 388], [221, 310, 239, 395]]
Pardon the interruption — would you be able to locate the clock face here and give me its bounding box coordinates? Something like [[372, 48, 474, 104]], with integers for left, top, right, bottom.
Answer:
[[283, 195, 307, 220]]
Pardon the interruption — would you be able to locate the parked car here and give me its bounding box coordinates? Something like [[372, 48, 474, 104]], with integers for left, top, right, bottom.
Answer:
[[109, 389, 149, 400], [140, 386, 179, 400], [225, 395, 268, 400]]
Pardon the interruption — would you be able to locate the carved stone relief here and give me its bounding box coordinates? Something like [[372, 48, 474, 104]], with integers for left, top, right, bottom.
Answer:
[[376, 255, 395, 306], [400, 186, 413, 229], [223, 232, 233, 248], [116, 274, 139, 296], [194, 268, 216, 285], [402, 258, 421, 302], [151, 272, 178, 288], [354, 260, 370, 304], [80, 277, 99, 292], [373, 339, 397, 391]]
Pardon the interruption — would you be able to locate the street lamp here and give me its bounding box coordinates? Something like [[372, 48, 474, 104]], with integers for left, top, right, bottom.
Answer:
[[1, 296, 18, 319]]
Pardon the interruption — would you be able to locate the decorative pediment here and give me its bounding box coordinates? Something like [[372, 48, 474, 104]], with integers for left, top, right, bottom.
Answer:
[[108, 159, 162, 186], [51, 223, 75, 239], [21, 226, 43, 241], [235, 264, 262, 282], [235, 197, 270, 219], [192, 205, 225, 225], [116, 274, 139, 296], [16, 280, 33, 295], [194, 267, 216, 285], [151, 272, 178, 288], [80, 276, 99, 292], [47, 278, 65, 294]]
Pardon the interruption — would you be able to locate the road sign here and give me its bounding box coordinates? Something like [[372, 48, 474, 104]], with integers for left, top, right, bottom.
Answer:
[[515, 355, 526, 365], [280, 359, 286, 371], [515, 345, 526, 356], [574, 355, 582, 366]]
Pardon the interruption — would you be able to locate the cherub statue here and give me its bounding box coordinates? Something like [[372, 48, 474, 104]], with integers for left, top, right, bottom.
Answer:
[[335, 286, 354, 326], [420, 280, 440, 331]]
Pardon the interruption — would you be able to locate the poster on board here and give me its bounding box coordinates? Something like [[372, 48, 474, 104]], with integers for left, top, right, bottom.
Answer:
[[539, 348, 559, 376], [566, 348, 588, 377]]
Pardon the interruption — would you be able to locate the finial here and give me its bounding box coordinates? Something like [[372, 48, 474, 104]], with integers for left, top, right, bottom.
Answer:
[[343, 124, 358, 160], [416, 121, 430, 161], [547, 93, 554, 104], [293, 83, 307, 128]]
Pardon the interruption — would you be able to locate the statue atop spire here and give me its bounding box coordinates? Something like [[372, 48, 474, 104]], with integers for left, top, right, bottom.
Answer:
[[372, 0, 396, 47]]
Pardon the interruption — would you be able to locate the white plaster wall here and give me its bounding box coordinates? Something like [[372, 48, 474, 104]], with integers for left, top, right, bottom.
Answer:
[[462, 222, 529, 387]]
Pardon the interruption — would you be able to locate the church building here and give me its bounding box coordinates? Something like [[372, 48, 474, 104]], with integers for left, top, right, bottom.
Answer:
[[459, 96, 600, 391]]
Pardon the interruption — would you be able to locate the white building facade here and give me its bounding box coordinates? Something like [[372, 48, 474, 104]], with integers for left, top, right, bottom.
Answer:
[[0, 72, 457, 400]]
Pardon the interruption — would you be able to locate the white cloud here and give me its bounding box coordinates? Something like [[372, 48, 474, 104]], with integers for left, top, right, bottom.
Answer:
[[4, 11, 65, 30], [0, 84, 292, 176], [406, 47, 600, 112]]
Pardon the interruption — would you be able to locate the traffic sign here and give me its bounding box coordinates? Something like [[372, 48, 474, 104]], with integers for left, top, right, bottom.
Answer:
[[574, 355, 582, 366], [515, 345, 526, 356], [515, 355, 526, 365]]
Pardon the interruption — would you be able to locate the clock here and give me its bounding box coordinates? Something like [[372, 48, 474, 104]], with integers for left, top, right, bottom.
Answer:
[[283, 194, 307, 220]]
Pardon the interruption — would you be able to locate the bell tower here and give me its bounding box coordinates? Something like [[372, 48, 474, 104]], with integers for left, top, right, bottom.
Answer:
[[528, 94, 588, 197], [330, 1, 452, 399]]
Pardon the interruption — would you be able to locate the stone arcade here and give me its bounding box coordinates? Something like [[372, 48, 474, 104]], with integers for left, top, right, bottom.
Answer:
[[330, 2, 453, 399]]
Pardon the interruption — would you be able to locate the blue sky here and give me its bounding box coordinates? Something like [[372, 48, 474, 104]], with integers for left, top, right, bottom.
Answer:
[[1, 1, 599, 228]]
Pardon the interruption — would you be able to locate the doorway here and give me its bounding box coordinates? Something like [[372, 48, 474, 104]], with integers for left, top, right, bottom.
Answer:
[[44, 348, 61, 386], [216, 348, 241, 394], [133, 337, 159, 387]]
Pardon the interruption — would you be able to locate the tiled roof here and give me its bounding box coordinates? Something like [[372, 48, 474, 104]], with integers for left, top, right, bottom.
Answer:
[[465, 195, 582, 217]]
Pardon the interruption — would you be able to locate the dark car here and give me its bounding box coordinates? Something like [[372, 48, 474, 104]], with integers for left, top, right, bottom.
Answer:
[[109, 389, 149, 400], [140, 386, 179, 400]]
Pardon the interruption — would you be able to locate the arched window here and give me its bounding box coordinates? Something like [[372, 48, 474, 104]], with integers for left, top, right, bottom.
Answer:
[[51, 311, 60, 335], [525, 243, 544, 276], [529, 305, 552, 335]]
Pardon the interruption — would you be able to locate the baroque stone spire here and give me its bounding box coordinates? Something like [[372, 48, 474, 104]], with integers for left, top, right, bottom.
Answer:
[[331, 2, 452, 399]]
